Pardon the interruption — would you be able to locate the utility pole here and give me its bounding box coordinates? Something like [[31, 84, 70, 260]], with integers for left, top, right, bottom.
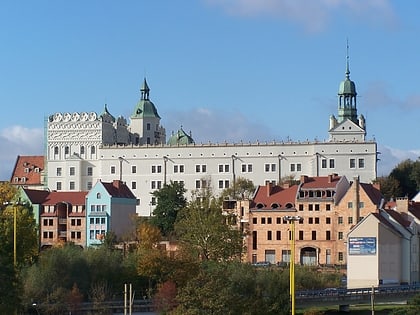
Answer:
[[284, 215, 301, 315]]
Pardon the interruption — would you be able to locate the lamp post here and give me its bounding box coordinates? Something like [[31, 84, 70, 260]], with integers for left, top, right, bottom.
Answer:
[[284, 215, 301, 315]]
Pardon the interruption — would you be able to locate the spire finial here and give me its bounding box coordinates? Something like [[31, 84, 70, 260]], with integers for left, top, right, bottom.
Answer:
[[346, 38, 350, 79]]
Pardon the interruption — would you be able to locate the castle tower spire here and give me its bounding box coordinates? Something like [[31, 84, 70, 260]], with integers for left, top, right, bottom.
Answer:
[[337, 40, 357, 124]]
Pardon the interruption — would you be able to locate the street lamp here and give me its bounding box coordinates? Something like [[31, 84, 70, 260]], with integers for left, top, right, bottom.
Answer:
[[3, 200, 23, 268], [283, 215, 301, 315]]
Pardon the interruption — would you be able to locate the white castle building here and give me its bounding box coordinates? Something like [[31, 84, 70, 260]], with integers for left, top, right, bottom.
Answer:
[[46, 60, 377, 216]]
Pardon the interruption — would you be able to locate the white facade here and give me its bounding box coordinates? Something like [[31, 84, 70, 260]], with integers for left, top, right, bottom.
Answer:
[[46, 68, 378, 216]]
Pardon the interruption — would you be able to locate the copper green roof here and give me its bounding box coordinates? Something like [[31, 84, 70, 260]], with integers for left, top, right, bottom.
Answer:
[[167, 127, 195, 145], [338, 50, 357, 96], [131, 78, 161, 119]]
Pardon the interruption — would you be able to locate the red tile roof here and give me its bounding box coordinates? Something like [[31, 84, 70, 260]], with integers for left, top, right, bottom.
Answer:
[[360, 182, 383, 206], [251, 184, 299, 210], [42, 191, 88, 205], [10, 155, 44, 186], [23, 188, 50, 204], [300, 175, 341, 189], [384, 209, 411, 228], [101, 180, 136, 199]]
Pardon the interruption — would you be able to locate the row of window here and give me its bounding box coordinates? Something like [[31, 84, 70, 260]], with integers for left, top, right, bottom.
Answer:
[[53, 145, 96, 156], [253, 230, 346, 243], [55, 158, 366, 183], [253, 216, 363, 225], [251, 251, 345, 263], [42, 231, 82, 240]]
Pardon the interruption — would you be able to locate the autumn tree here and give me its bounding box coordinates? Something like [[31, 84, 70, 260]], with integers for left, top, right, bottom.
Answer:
[[220, 177, 255, 200], [175, 189, 244, 262], [150, 181, 187, 237]]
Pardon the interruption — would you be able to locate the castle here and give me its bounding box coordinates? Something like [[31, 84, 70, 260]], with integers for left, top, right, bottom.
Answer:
[[45, 57, 377, 216]]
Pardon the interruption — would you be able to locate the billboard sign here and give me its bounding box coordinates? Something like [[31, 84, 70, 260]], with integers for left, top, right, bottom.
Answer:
[[348, 237, 376, 255]]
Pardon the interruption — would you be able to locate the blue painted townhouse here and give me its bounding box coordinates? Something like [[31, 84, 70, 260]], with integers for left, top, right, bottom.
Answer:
[[86, 180, 138, 247]]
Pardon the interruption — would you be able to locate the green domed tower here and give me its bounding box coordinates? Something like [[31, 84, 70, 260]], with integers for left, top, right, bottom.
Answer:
[[167, 126, 195, 146], [129, 78, 166, 145], [337, 46, 358, 124]]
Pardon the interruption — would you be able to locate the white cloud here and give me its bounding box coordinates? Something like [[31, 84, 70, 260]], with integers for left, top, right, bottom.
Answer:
[[377, 144, 420, 177], [0, 126, 44, 180], [205, 0, 398, 32], [362, 81, 420, 111]]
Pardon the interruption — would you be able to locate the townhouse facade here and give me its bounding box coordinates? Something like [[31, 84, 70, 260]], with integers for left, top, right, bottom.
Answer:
[[21, 180, 136, 248], [240, 174, 383, 266]]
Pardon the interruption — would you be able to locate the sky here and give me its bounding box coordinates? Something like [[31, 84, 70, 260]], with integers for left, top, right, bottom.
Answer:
[[1, 0, 420, 180]]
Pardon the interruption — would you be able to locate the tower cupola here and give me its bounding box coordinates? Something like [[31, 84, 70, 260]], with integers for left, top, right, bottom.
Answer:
[[337, 43, 358, 124]]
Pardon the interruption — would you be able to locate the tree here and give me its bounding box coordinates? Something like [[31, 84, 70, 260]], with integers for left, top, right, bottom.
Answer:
[[175, 189, 244, 262], [150, 181, 187, 237], [172, 261, 290, 315], [220, 177, 255, 200], [0, 186, 38, 313], [377, 158, 420, 200]]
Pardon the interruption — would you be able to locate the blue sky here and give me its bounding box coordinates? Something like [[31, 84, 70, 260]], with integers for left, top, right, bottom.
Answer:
[[1, 0, 419, 180]]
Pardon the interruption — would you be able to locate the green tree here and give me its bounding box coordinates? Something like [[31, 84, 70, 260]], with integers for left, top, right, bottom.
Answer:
[[150, 181, 187, 237], [172, 261, 289, 315], [175, 189, 244, 262], [220, 177, 255, 200]]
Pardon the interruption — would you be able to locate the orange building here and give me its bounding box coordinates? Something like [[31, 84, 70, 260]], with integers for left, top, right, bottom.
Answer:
[[244, 174, 383, 267]]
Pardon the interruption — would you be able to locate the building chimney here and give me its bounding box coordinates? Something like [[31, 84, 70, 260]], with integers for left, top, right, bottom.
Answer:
[[113, 180, 121, 189], [328, 174, 333, 183], [396, 197, 409, 216], [352, 176, 360, 223], [267, 182, 273, 197], [300, 175, 308, 184]]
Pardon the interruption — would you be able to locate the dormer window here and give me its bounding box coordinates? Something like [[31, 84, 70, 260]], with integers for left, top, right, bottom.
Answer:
[[256, 203, 264, 209], [21, 177, 26, 183], [24, 167, 29, 173], [14, 177, 19, 183], [34, 168, 40, 173], [271, 203, 280, 209], [285, 203, 294, 209]]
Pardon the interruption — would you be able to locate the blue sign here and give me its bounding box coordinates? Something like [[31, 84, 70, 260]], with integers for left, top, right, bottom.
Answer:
[[348, 237, 376, 255]]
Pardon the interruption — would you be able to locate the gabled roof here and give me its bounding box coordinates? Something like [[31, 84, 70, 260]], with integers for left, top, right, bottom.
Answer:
[[23, 188, 50, 204], [300, 175, 342, 189], [42, 191, 88, 206], [10, 155, 44, 185], [251, 184, 299, 210], [101, 180, 136, 199], [408, 202, 420, 220], [384, 209, 411, 228], [360, 182, 383, 206], [370, 212, 403, 237]]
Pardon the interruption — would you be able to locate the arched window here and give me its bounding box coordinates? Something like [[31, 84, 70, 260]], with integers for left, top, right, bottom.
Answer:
[[80, 146, 85, 155], [271, 203, 280, 209], [91, 146, 96, 154], [96, 192, 101, 199], [54, 146, 59, 155], [256, 203, 265, 209], [65, 146, 70, 155]]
